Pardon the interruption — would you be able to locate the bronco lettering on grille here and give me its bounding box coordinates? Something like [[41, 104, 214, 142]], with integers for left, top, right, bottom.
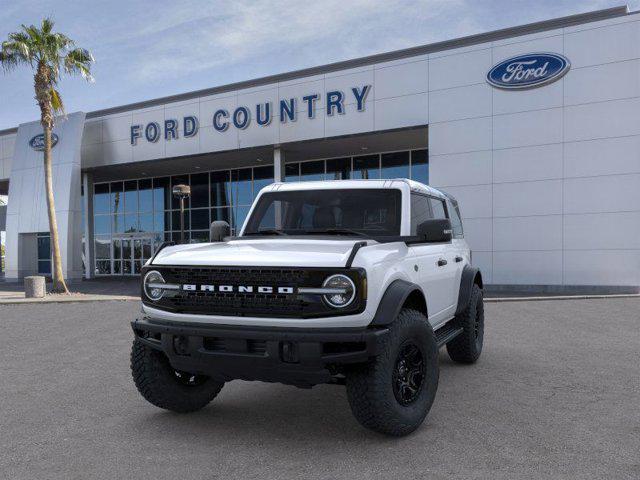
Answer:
[[181, 284, 295, 294]]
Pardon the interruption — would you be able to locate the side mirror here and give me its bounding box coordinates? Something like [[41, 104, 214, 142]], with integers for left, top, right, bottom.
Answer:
[[210, 220, 231, 242], [416, 218, 452, 243]]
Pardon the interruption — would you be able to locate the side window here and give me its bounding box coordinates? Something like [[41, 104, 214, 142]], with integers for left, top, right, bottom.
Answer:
[[410, 194, 432, 235], [448, 200, 464, 237], [430, 197, 447, 220]]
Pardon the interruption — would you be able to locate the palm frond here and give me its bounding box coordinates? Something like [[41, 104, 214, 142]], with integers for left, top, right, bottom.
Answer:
[[64, 47, 94, 82], [50, 87, 64, 114]]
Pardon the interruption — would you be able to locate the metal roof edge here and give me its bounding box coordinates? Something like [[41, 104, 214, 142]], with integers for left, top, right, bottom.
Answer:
[[0, 5, 631, 135]]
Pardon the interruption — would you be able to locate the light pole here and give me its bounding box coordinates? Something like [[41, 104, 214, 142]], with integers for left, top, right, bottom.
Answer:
[[172, 184, 191, 244]]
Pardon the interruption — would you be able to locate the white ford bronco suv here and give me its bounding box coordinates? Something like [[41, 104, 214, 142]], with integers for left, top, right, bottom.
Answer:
[[131, 179, 484, 436]]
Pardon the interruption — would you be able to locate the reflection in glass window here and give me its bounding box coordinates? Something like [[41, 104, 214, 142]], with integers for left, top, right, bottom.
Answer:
[[153, 177, 170, 212], [285, 163, 299, 182], [95, 260, 111, 275], [110, 182, 123, 215], [190, 173, 209, 208], [94, 236, 110, 259], [253, 166, 273, 197], [233, 205, 251, 233], [300, 160, 324, 181], [411, 150, 428, 185], [210, 171, 230, 207], [138, 179, 153, 213], [190, 208, 210, 230], [94, 183, 110, 214], [326, 158, 350, 180], [124, 180, 138, 213], [381, 152, 410, 179], [139, 214, 153, 232], [38, 260, 52, 274], [172, 210, 186, 232], [124, 212, 138, 234], [211, 207, 231, 225], [190, 231, 209, 243], [232, 168, 252, 206], [112, 214, 124, 234], [353, 155, 380, 179], [37, 233, 51, 260], [94, 215, 111, 235], [430, 198, 447, 219], [153, 212, 166, 232]]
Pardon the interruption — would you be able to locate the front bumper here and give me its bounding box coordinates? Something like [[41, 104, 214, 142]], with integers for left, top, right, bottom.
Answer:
[[132, 317, 389, 387]]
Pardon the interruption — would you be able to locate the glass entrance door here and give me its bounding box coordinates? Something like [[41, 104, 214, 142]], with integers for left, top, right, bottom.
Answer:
[[111, 234, 155, 275]]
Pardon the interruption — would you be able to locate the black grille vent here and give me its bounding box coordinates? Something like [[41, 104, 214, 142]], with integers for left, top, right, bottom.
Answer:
[[146, 266, 365, 318]]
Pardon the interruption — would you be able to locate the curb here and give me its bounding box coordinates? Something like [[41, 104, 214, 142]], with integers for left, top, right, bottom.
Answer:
[[485, 293, 640, 303], [0, 296, 140, 305]]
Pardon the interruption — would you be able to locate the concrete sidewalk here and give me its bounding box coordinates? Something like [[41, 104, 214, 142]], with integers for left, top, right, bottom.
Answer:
[[0, 277, 140, 304]]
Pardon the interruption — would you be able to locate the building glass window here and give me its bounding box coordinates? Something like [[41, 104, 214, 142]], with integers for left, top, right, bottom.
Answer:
[[37, 232, 51, 275], [300, 160, 325, 181], [411, 149, 428, 185], [326, 158, 350, 180], [381, 151, 410, 179], [353, 154, 380, 179], [90, 148, 427, 275]]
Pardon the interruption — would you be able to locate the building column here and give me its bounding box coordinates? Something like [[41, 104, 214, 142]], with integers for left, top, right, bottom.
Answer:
[[273, 146, 285, 182], [82, 172, 94, 279]]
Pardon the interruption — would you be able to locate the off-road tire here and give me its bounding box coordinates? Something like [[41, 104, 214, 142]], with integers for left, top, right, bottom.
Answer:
[[131, 340, 224, 413], [345, 309, 439, 436], [446, 283, 484, 364]]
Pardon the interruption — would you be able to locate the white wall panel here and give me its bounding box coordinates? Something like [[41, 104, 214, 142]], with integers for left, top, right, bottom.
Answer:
[[462, 218, 492, 252], [278, 77, 325, 114], [471, 251, 493, 283], [564, 136, 640, 178], [564, 174, 640, 214], [82, 120, 102, 145], [493, 251, 563, 284], [493, 108, 562, 149], [493, 180, 562, 217], [102, 139, 133, 164], [564, 97, 640, 142], [492, 33, 563, 60], [429, 83, 491, 123], [324, 68, 374, 107], [493, 215, 563, 251], [441, 184, 492, 219], [564, 250, 640, 286], [493, 80, 563, 115], [102, 114, 133, 143], [564, 20, 640, 68], [564, 212, 640, 250], [429, 150, 492, 187], [493, 143, 563, 183], [374, 93, 428, 131], [325, 103, 374, 138], [374, 60, 428, 100], [429, 116, 491, 155], [279, 110, 325, 143], [199, 125, 238, 153], [564, 60, 640, 106], [428, 48, 492, 91]]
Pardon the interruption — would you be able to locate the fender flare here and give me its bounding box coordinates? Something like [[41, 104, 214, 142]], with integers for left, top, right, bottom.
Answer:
[[455, 265, 483, 316], [370, 279, 426, 326]]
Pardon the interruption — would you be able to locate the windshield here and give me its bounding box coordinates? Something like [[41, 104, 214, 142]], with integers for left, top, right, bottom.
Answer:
[[242, 188, 402, 237]]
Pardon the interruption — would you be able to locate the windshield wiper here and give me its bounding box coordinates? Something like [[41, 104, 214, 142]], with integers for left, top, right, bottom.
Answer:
[[243, 229, 287, 236], [308, 228, 368, 237]]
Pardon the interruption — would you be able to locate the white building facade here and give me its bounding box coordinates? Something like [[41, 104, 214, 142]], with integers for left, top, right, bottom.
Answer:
[[0, 6, 639, 293]]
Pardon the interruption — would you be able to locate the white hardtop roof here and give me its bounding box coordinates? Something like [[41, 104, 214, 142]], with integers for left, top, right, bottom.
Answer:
[[263, 179, 447, 199]]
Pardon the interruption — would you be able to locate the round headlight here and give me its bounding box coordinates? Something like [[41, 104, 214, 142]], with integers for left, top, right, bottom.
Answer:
[[322, 274, 356, 308], [143, 270, 165, 301]]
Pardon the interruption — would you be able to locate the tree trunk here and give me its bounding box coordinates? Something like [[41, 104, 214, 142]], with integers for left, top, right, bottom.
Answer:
[[43, 123, 69, 294]]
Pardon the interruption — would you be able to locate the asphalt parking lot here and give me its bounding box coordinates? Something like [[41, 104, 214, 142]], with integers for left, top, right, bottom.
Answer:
[[1, 298, 639, 479]]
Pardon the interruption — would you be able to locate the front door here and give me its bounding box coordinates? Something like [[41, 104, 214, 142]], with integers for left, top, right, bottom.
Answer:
[[111, 234, 155, 275]]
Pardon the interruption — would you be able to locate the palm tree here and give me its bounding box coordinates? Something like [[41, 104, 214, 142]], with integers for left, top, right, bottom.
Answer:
[[0, 18, 93, 293]]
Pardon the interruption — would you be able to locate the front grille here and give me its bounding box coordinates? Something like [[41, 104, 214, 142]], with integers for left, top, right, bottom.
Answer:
[[202, 337, 267, 356], [146, 266, 365, 318]]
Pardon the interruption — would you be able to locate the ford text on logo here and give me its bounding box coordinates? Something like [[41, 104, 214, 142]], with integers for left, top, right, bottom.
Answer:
[[29, 133, 59, 151], [486, 53, 570, 90], [130, 85, 371, 145], [182, 284, 295, 294]]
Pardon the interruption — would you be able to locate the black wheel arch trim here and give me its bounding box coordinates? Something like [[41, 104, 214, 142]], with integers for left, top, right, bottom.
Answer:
[[455, 265, 483, 316], [370, 279, 427, 326]]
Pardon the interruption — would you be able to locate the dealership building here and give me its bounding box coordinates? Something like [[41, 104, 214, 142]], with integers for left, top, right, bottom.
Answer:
[[0, 5, 639, 292]]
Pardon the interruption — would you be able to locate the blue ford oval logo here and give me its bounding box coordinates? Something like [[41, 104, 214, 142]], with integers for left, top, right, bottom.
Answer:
[[487, 53, 570, 90], [29, 133, 59, 151]]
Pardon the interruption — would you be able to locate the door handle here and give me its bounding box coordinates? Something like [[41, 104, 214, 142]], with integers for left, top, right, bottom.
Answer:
[[437, 258, 447, 267], [455, 256, 463, 263]]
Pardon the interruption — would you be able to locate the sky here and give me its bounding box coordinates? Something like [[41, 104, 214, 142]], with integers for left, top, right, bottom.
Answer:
[[0, 0, 638, 130]]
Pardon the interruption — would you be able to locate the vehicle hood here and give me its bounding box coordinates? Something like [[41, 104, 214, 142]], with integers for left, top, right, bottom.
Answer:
[[151, 238, 367, 268]]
